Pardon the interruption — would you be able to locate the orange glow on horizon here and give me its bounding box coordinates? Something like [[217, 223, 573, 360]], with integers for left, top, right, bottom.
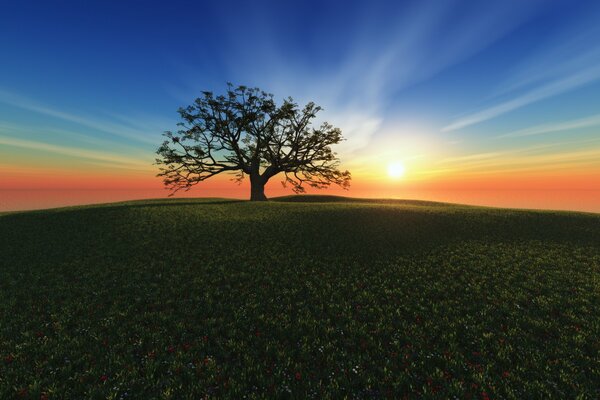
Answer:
[[1, 161, 599, 213]]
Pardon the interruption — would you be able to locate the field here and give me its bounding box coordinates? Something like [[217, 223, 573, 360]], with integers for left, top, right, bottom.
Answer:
[[1, 196, 599, 399]]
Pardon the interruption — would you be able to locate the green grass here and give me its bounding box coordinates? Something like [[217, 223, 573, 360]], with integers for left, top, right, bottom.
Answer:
[[1, 196, 599, 399]]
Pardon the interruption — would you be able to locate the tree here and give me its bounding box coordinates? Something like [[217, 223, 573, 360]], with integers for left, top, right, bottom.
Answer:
[[156, 84, 351, 201]]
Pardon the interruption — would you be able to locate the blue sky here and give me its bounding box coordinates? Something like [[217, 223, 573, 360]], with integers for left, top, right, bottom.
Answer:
[[1, 0, 600, 196]]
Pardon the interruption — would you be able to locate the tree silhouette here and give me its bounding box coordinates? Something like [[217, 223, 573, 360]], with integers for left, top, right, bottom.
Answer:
[[156, 84, 351, 200]]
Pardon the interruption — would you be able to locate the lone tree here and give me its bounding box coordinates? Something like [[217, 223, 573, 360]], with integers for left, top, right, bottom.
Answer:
[[156, 84, 351, 201]]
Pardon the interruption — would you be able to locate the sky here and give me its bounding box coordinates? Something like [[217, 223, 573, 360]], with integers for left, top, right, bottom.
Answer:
[[1, 0, 600, 212]]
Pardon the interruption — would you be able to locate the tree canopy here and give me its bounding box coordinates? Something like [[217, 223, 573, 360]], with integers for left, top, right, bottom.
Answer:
[[156, 84, 351, 200]]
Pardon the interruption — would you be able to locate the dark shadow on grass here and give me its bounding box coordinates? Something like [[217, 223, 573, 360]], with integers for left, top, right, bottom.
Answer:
[[66, 199, 248, 213], [271, 194, 463, 208], [0, 198, 246, 219], [111, 199, 246, 208]]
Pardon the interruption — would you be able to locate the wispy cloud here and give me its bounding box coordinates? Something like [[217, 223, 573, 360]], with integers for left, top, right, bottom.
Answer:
[[442, 65, 600, 132], [446, 148, 600, 176], [438, 141, 572, 166], [306, 2, 540, 152], [492, 11, 600, 98], [0, 120, 151, 156], [433, 137, 600, 177], [0, 89, 158, 144], [496, 113, 600, 139], [0, 135, 152, 171], [444, 11, 600, 134], [440, 151, 507, 163]]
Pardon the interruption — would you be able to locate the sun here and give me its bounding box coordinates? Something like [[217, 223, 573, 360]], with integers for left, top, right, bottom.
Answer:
[[387, 162, 406, 179]]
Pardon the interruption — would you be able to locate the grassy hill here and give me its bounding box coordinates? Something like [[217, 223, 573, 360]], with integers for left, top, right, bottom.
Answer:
[[1, 196, 599, 399]]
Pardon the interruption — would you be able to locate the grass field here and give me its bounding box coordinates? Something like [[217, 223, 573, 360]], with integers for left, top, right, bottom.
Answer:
[[1, 196, 599, 399]]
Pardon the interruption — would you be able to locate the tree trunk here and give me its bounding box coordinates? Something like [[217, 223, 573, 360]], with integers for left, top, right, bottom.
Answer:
[[250, 175, 267, 201]]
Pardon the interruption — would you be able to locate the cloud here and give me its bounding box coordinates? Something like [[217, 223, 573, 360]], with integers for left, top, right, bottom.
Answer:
[[434, 137, 600, 176], [444, 11, 600, 133], [0, 89, 158, 144], [496, 113, 600, 139], [0, 135, 152, 171], [448, 148, 600, 176], [490, 9, 600, 98], [0, 120, 152, 156], [442, 65, 600, 132]]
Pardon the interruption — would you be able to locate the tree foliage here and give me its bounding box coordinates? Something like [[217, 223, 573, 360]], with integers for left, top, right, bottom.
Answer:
[[156, 84, 351, 200]]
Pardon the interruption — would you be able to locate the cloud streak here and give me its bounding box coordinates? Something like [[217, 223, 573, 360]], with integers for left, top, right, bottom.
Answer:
[[0, 89, 158, 144], [0, 135, 152, 171], [496, 113, 600, 139], [433, 137, 600, 178], [442, 65, 600, 132]]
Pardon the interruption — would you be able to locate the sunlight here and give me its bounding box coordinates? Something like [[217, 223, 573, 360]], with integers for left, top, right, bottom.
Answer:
[[387, 162, 406, 179]]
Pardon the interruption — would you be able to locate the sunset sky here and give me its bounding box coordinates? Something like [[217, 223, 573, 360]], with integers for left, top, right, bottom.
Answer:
[[1, 0, 600, 212]]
